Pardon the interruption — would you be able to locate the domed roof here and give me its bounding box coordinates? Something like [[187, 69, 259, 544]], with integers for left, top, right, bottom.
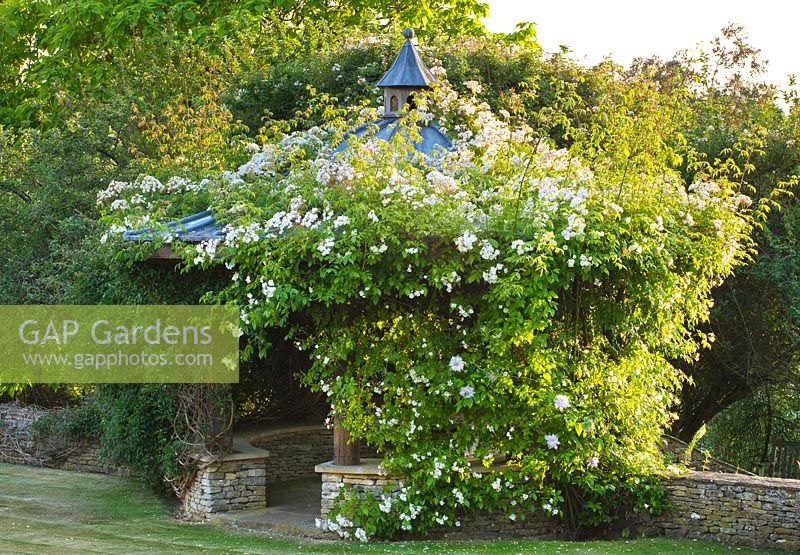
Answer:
[[334, 117, 452, 156], [122, 209, 224, 242], [376, 28, 437, 88]]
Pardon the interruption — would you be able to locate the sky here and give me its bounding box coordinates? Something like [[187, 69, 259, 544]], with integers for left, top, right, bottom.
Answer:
[[483, 1, 800, 89]]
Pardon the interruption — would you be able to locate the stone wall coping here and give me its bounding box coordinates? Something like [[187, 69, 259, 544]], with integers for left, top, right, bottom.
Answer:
[[197, 421, 328, 464], [243, 422, 327, 444], [206, 450, 270, 463], [315, 459, 389, 476], [676, 469, 800, 491], [314, 459, 510, 477]]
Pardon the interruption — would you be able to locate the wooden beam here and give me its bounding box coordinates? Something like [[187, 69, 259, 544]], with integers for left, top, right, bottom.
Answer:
[[333, 416, 361, 466], [148, 245, 181, 260]]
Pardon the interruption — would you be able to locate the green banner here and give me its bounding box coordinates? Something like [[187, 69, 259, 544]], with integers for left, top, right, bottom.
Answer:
[[0, 305, 239, 383]]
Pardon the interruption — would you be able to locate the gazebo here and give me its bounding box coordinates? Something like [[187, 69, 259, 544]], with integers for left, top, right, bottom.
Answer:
[[123, 28, 453, 467], [123, 27, 450, 254]]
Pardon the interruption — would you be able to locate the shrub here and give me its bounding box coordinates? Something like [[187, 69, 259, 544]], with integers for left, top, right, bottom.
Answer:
[[101, 62, 752, 538], [94, 384, 183, 493], [32, 399, 103, 442]]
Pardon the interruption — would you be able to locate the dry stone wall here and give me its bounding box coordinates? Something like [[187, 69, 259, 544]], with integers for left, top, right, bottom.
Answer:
[[315, 460, 562, 540], [182, 424, 332, 518], [421, 510, 561, 540], [0, 403, 47, 465], [648, 472, 800, 550], [250, 425, 332, 482], [661, 434, 751, 474], [182, 456, 268, 517], [316, 460, 399, 518], [316, 462, 800, 549], [0, 402, 118, 474], [57, 442, 119, 474]]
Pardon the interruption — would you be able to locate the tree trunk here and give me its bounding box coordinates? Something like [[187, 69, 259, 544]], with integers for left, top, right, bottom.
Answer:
[[760, 391, 773, 467], [671, 368, 752, 442]]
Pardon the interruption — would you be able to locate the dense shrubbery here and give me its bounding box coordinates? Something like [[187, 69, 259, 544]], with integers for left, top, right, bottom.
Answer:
[[0, 0, 491, 127], [3, 0, 800, 515], [92, 385, 184, 492], [100, 61, 753, 535], [32, 397, 103, 443]]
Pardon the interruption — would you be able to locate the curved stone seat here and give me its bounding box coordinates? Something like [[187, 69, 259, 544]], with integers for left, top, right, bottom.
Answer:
[[184, 421, 330, 519]]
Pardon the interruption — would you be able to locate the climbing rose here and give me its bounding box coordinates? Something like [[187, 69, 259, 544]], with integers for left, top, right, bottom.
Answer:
[[454, 230, 478, 252]]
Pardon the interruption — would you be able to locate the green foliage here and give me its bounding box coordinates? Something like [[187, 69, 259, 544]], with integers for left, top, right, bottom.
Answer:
[[0, 383, 31, 399], [685, 424, 706, 462], [94, 384, 183, 492], [703, 387, 800, 474], [0, 123, 119, 305], [102, 61, 753, 536], [241, 34, 554, 123], [90, 383, 237, 495], [27, 382, 237, 494], [0, 22, 311, 467], [225, 39, 391, 132], [652, 25, 800, 441], [0, 26, 259, 307], [31, 399, 103, 442], [0, 0, 492, 127], [563, 474, 672, 532]]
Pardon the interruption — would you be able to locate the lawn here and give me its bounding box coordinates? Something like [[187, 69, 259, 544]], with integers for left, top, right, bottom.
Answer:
[[0, 463, 781, 554]]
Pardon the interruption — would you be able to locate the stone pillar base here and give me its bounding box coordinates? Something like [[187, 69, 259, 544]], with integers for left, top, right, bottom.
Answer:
[[314, 459, 399, 517]]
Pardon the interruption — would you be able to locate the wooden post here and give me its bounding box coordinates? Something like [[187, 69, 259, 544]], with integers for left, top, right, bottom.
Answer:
[[333, 416, 360, 466]]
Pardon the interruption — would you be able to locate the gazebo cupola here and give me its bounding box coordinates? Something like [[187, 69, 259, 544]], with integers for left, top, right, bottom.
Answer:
[[125, 27, 452, 251], [376, 28, 436, 117]]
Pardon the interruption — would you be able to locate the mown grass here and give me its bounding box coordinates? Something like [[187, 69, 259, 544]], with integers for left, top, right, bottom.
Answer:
[[0, 463, 781, 554]]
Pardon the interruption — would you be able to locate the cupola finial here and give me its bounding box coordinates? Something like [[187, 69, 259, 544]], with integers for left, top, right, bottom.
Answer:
[[376, 28, 436, 117]]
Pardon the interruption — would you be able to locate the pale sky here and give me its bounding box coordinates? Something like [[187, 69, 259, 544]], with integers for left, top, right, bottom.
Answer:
[[483, 1, 800, 89]]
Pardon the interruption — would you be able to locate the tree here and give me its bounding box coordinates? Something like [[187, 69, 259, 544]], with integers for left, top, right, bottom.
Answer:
[[0, 0, 490, 127], [629, 25, 800, 442]]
